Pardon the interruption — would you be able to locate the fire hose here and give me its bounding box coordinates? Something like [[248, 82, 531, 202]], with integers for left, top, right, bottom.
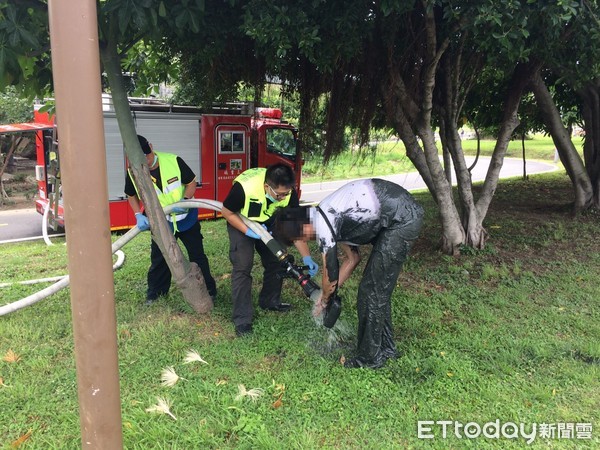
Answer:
[[0, 200, 334, 323]]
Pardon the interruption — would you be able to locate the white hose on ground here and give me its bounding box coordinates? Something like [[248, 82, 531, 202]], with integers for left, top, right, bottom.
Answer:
[[0, 232, 132, 315], [0, 200, 126, 289], [1, 200, 224, 316], [0, 199, 300, 316], [0, 275, 65, 288], [0, 251, 126, 289]]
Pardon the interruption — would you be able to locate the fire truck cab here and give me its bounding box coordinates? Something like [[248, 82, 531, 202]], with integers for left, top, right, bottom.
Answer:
[[33, 98, 302, 230]]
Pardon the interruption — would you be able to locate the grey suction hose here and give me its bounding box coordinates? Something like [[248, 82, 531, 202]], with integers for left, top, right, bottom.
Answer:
[[0, 226, 139, 316], [0, 200, 215, 316], [0, 199, 322, 316]]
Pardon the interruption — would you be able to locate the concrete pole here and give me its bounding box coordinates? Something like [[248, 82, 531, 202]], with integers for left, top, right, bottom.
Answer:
[[47, 1, 123, 448]]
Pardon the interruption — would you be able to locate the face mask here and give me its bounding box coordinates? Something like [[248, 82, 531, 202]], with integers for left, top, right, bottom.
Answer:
[[265, 193, 276, 202], [150, 154, 158, 167]]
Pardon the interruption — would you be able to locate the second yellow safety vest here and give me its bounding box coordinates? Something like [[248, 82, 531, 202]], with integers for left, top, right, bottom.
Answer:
[[234, 168, 291, 222]]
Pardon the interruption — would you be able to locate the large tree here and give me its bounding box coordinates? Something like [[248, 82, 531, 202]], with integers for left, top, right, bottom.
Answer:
[[231, 0, 598, 253], [4, 0, 598, 257], [529, 0, 600, 211], [0, 0, 213, 313], [219, 0, 543, 253]]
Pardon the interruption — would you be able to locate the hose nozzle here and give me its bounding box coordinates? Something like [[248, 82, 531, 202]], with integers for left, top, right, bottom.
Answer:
[[280, 254, 322, 300]]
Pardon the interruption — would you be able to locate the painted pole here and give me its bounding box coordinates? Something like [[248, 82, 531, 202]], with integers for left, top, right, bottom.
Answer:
[[47, 1, 123, 447]]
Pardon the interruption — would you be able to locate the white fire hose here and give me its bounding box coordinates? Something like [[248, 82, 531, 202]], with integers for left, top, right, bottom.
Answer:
[[0, 199, 285, 316]]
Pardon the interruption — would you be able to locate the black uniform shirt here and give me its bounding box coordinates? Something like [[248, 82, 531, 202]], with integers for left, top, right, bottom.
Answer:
[[223, 181, 300, 227], [124, 156, 195, 197]]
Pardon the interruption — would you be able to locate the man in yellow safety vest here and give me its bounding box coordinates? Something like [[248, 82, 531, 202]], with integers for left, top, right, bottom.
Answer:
[[221, 164, 318, 336], [125, 135, 217, 305]]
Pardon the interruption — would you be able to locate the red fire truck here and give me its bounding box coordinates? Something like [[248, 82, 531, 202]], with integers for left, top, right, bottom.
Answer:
[[30, 98, 302, 230]]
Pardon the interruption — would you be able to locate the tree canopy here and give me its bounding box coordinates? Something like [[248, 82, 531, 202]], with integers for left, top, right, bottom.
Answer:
[[2, 0, 600, 253]]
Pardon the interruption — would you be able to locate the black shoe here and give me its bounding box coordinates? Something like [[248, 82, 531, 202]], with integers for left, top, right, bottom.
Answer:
[[235, 323, 253, 337], [262, 303, 292, 312], [344, 356, 387, 369], [144, 298, 157, 306]]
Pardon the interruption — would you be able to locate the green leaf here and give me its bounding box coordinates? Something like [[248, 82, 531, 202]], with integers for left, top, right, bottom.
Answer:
[[158, 1, 166, 17], [38, 101, 55, 114], [8, 29, 19, 48], [149, 7, 157, 27], [18, 27, 39, 49], [6, 5, 17, 22], [17, 54, 34, 78], [189, 13, 200, 34]]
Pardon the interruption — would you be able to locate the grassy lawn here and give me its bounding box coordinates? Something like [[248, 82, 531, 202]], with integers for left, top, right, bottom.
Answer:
[[302, 134, 584, 183], [302, 139, 415, 182], [1, 170, 598, 448]]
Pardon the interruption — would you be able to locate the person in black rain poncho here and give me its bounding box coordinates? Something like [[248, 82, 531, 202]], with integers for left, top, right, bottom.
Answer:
[[272, 179, 423, 369]]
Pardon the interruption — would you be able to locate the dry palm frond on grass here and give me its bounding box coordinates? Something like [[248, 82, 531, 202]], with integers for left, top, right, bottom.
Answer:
[[183, 349, 208, 365], [146, 396, 177, 420], [3, 349, 21, 363], [160, 366, 184, 387], [235, 384, 264, 402]]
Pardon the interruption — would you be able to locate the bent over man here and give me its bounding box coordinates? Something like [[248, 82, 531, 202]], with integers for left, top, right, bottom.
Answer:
[[273, 178, 423, 369], [125, 135, 217, 305]]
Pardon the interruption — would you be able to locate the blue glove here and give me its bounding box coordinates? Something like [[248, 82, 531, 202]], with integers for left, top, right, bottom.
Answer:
[[170, 207, 188, 215], [303, 255, 319, 277], [135, 213, 150, 231], [261, 223, 272, 235], [245, 228, 261, 239]]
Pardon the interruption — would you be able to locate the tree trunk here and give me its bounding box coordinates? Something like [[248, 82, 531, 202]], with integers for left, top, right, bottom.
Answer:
[[530, 70, 593, 213], [99, 29, 211, 314], [381, 8, 538, 254], [0, 136, 29, 205], [521, 132, 527, 180], [439, 119, 453, 184], [381, 7, 465, 254], [418, 126, 466, 254], [441, 124, 487, 249], [476, 62, 539, 221], [578, 80, 600, 209]]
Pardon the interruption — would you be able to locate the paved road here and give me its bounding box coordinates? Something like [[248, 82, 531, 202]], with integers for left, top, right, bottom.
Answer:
[[300, 156, 558, 204], [0, 208, 64, 244], [0, 156, 558, 244]]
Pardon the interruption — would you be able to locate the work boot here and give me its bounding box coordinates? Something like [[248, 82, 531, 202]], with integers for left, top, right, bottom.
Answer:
[[343, 355, 387, 369], [261, 303, 292, 312], [235, 323, 253, 337]]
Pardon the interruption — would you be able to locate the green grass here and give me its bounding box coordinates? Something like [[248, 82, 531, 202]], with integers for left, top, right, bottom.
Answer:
[[460, 135, 584, 160], [302, 135, 585, 183], [302, 139, 414, 182], [1, 172, 599, 448]]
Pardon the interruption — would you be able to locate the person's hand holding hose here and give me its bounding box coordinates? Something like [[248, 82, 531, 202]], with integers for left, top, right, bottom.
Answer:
[[302, 255, 319, 277], [135, 213, 150, 231], [245, 228, 261, 239]]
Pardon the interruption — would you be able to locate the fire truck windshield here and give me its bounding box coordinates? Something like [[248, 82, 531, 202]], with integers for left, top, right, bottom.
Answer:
[[266, 127, 297, 161]]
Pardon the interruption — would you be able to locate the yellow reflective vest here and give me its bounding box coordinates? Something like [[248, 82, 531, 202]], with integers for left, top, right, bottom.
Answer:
[[234, 168, 291, 222], [129, 151, 187, 225]]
